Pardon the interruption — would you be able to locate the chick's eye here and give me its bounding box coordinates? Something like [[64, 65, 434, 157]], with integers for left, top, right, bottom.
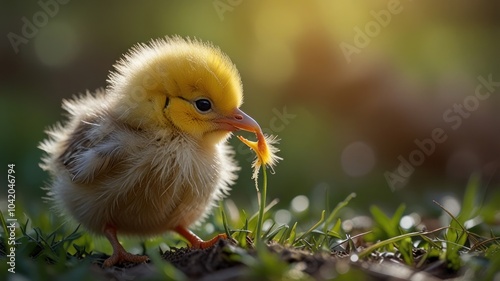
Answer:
[[194, 99, 212, 113]]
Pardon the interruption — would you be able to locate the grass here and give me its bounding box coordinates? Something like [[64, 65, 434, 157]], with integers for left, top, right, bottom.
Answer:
[[1, 175, 500, 280], [254, 161, 269, 247]]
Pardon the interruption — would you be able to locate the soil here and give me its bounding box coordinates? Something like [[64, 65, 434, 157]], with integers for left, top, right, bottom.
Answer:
[[93, 239, 462, 281]]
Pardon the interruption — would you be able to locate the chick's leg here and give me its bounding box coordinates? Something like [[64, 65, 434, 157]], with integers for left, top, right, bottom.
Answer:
[[102, 225, 149, 267], [174, 225, 227, 249]]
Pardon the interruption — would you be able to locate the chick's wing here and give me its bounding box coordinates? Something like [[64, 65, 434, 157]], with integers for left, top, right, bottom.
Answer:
[[59, 120, 123, 184]]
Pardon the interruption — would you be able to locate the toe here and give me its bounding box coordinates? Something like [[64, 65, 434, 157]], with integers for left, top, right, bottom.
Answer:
[[199, 233, 228, 249]]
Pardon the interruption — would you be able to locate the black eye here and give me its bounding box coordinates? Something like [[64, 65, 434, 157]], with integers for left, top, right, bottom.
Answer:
[[194, 99, 212, 113], [164, 97, 169, 109]]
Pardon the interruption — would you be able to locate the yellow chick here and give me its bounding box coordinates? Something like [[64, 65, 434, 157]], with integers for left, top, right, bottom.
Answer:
[[39, 36, 267, 267]]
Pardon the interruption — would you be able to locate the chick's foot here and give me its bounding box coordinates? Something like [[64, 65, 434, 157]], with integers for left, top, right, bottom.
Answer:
[[175, 225, 227, 249], [103, 225, 149, 267]]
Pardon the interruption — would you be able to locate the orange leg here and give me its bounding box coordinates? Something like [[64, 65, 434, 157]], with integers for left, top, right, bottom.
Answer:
[[174, 225, 227, 249], [102, 225, 149, 267]]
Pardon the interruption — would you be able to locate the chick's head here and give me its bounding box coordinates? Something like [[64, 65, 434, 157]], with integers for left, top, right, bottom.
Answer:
[[108, 36, 260, 145]]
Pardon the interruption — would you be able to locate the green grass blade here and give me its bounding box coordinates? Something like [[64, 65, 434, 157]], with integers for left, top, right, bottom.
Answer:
[[255, 165, 268, 245], [286, 222, 297, 245], [358, 227, 448, 259], [220, 203, 232, 240], [324, 193, 356, 233], [295, 210, 325, 243], [460, 174, 480, 225], [266, 224, 289, 241], [398, 237, 414, 265]]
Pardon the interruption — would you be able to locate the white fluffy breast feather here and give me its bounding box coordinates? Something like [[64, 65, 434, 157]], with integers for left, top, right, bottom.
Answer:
[[39, 92, 239, 236]]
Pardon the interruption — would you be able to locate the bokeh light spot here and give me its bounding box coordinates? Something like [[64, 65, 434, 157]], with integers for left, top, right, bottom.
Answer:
[[400, 215, 415, 230], [204, 223, 215, 234], [341, 141, 376, 177], [274, 209, 292, 225], [263, 219, 274, 231], [442, 195, 461, 216], [291, 195, 309, 213]]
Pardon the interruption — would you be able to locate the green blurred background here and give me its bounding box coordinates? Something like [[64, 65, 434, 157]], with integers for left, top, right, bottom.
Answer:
[[1, 0, 500, 227]]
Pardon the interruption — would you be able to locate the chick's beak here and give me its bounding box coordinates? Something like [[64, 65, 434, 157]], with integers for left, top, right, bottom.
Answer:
[[216, 108, 262, 134]]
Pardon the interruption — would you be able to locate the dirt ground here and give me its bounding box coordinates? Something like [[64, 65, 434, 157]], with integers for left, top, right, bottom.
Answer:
[[93, 239, 462, 281]]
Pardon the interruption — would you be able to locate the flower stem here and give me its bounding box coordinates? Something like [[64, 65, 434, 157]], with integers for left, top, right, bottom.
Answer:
[[255, 164, 268, 246]]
